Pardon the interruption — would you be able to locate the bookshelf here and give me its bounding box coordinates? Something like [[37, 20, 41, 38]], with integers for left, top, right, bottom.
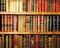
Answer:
[[0, 12, 60, 15], [0, 32, 60, 35], [0, 0, 60, 48]]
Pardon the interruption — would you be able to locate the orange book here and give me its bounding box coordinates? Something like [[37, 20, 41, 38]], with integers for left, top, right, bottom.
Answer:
[[5, 15, 8, 31]]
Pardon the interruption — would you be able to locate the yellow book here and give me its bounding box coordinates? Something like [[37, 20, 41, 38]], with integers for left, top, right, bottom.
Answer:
[[18, 16, 25, 32]]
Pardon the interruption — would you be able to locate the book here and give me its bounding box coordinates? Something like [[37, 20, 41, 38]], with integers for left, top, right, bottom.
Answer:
[[40, 35, 44, 48], [49, 16, 53, 31], [1, 0, 6, 11], [31, 35, 36, 48], [18, 16, 25, 32], [36, 35, 40, 48], [0, 15, 2, 31], [53, 16, 57, 31], [2, 35, 4, 48], [46, 16, 50, 31], [48, 36, 53, 48], [52, 35, 57, 48], [33, 16, 37, 32], [18, 35, 22, 48], [6, 35, 9, 48], [44, 35, 48, 48], [5, 15, 8, 31], [9, 35, 12, 48], [0, 35, 2, 48]]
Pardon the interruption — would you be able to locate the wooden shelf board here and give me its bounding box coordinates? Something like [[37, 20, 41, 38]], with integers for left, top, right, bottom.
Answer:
[[0, 12, 60, 15], [0, 32, 60, 34]]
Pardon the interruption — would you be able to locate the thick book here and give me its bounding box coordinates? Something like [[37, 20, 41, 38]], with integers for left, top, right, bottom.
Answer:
[[18, 16, 25, 32]]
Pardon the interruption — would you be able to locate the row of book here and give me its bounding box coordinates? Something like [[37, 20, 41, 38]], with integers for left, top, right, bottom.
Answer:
[[0, 15, 60, 32], [0, 35, 60, 48], [0, 0, 60, 12]]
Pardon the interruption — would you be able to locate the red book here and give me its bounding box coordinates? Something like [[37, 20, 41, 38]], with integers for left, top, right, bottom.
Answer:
[[38, 0, 42, 12], [42, 0, 45, 12], [45, 0, 48, 12], [36, 35, 40, 48], [26, 35, 29, 48], [55, 0, 59, 12]]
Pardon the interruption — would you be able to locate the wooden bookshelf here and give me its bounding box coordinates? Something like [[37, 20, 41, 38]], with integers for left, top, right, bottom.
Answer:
[[0, 32, 60, 35], [0, 12, 60, 15]]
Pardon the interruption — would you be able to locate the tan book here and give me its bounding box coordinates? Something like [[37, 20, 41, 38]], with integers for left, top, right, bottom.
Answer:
[[25, 16, 30, 32], [33, 16, 37, 32]]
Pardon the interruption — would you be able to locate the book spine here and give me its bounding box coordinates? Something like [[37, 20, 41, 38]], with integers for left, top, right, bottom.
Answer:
[[38, 0, 42, 12], [30, 16, 33, 32], [48, 36, 53, 48], [40, 35, 44, 48], [0, 15, 2, 31], [13, 16, 18, 31], [33, 16, 37, 32], [18, 35, 22, 48], [46, 16, 50, 31], [1, 0, 6, 11], [49, 16, 53, 31], [31, 35, 36, 48], [2, 35, 4, 48], [5, 15, 8, 31], [44, 35, 48, 48], [58, 0, 60, 12], [53, 16, 57, 31], [37, 16, 40, 32], [55, 0, 59, 12], [26, 35, 29, 48], [18, 16, 25, 32], [0, 36, 1, 48], [6, 35, 9, 48], [23, 0, 26, 12], [9, 35, 12, 48], [22, 35, 26, 48], [36, 35, 40, 48], [52, 35, 57, 48]]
